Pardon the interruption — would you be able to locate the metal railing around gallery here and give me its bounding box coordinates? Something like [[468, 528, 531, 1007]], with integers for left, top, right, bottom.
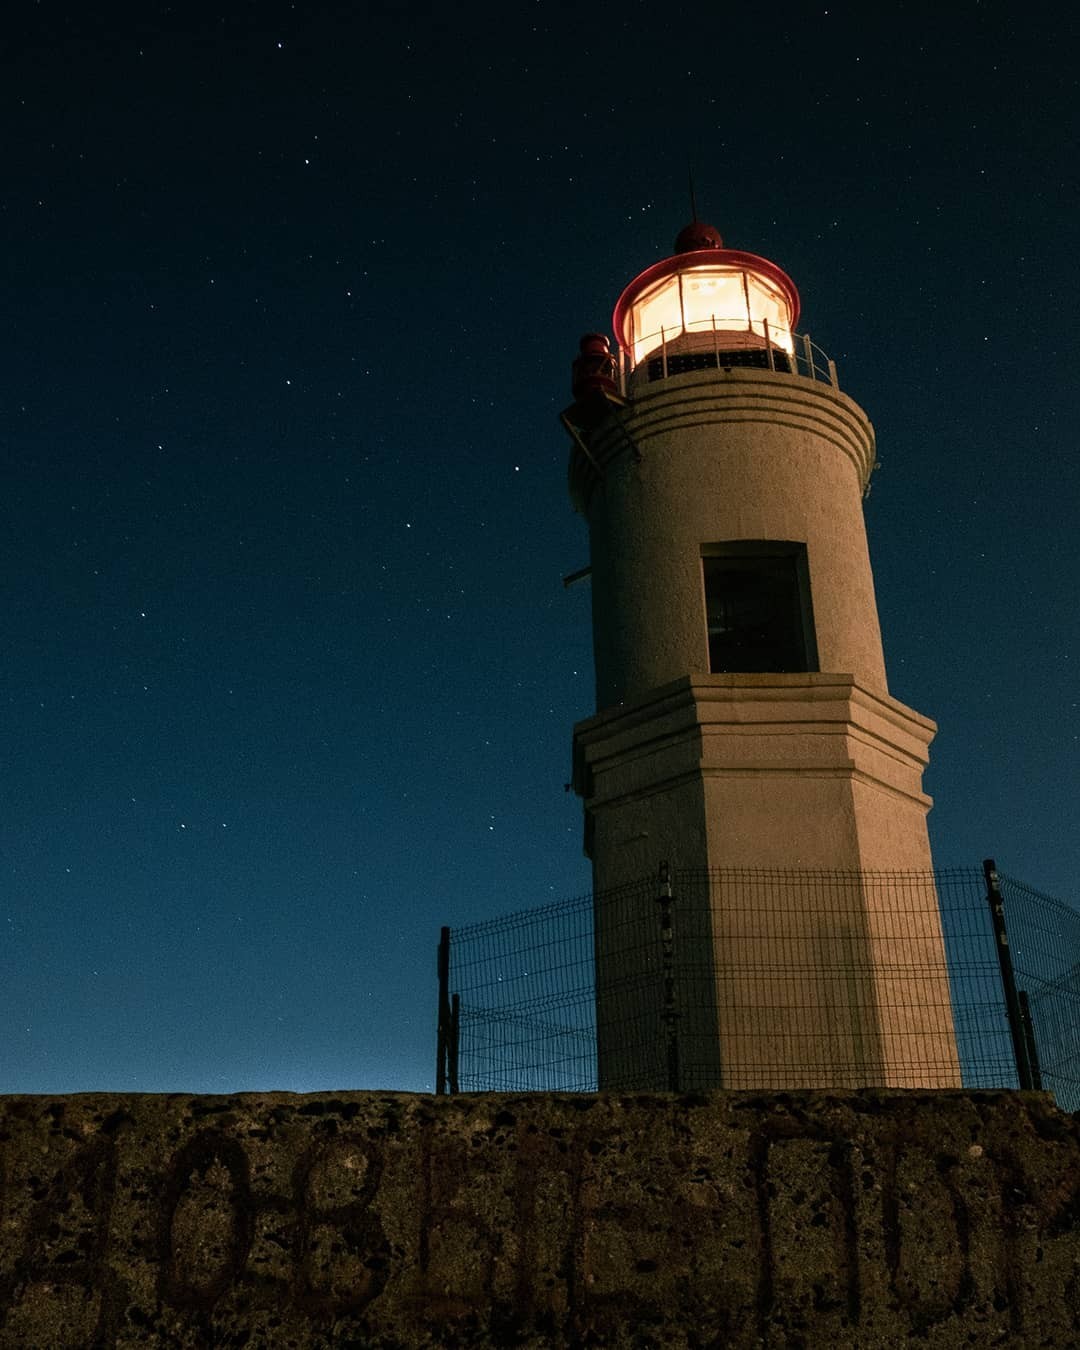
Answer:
[[615, 319, 839, 395]]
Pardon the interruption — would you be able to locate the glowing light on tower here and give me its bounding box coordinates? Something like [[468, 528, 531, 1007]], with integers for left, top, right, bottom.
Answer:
[[613, 220, 799, 366]]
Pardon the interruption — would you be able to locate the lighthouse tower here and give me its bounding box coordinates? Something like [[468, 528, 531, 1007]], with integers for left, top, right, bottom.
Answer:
[[565, 219, 960, 1091]]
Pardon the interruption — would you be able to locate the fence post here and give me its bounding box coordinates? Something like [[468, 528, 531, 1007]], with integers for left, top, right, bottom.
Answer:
[[983, 859, 1034, 1090], [656, 861, 680, 1092], [449, 992, 461, 1095], [1018, 989, 1043, 1091], [436, 925, 451, 1095]]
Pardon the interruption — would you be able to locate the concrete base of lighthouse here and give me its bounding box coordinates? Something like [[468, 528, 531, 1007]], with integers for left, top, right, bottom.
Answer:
[[573, 674, 962, 1091]]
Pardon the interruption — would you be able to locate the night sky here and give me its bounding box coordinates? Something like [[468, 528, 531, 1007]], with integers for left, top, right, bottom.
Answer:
[[3, 3, 1078, 1094]]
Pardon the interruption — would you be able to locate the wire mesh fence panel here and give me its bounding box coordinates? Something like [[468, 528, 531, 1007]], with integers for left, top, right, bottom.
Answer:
[[457, 1002, 598, 1093], [445, 866, 1080, 1105], [1000, 873, 1080, 1112], [672, 868, 1003, 1091], [449, 889, 598, 1092], [922, 869, 1018, 1090]]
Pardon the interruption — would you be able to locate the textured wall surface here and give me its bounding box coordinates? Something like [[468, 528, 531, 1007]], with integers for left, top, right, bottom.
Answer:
[[0, 1089, 1077, 1347], [572, 369, 885, 707]]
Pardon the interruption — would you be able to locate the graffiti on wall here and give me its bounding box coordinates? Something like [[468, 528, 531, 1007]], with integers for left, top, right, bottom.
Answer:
[[0, 1093, 1077, 1347]]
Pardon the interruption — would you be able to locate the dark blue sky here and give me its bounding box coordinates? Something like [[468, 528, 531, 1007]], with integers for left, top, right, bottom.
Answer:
[[3, 2, 1077, 1093]]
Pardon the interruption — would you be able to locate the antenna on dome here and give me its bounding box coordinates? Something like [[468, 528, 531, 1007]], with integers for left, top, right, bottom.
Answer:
[[687, 162, 699, 223]]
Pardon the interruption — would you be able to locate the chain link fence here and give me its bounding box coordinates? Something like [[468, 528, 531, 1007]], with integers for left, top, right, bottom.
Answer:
[[436, 864, 1079, 1111]]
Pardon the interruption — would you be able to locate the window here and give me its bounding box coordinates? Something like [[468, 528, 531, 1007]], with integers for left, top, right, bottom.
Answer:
[[628, 263, 796, 365], [703, 543, 817, 674]]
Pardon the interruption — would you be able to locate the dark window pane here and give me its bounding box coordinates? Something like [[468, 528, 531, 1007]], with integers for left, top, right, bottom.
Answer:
[[704, 548, 814, 673]]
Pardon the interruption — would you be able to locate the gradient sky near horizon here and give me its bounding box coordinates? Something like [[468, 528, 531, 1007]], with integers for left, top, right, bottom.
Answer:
[[3, 2, 1078, 1094]]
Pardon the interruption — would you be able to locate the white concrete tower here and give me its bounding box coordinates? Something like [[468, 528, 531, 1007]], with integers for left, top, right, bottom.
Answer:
[[565, 219, 960, 1091]]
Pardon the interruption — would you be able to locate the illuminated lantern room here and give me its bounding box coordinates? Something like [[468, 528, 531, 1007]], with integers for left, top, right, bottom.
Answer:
[[613, 220, 801, 376]]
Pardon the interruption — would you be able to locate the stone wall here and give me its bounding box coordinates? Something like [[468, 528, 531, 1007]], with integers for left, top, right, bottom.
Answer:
[[0, 1089, 1077, 1347]]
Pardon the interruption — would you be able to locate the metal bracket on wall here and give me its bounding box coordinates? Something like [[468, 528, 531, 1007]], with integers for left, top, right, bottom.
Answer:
[[608, 404, 643, 464], [562, 565, 592, 589], [560, 411, 604, 478]]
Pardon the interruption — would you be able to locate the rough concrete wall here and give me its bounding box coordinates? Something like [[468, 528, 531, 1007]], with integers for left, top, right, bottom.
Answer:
[[0, 1089, 1077, 1347]]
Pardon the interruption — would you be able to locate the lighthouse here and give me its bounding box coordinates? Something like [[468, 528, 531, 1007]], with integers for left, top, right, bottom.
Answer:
[[565, 218, 961, 1091]]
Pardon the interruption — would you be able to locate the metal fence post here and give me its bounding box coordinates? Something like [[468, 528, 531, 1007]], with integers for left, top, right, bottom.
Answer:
[[656, 861, 680, 1092], [449, 992, 461, 1095], [1018, 990, 1043, 1091], [436, 926, 451, 1095], [983, 859, 1035, 1090]]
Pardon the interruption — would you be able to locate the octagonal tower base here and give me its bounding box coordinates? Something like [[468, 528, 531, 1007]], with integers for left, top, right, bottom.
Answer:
[[573, 674, 962, 1091]]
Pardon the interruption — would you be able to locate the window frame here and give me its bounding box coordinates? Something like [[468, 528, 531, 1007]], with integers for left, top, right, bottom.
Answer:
[[700, 541, 819, 675]]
